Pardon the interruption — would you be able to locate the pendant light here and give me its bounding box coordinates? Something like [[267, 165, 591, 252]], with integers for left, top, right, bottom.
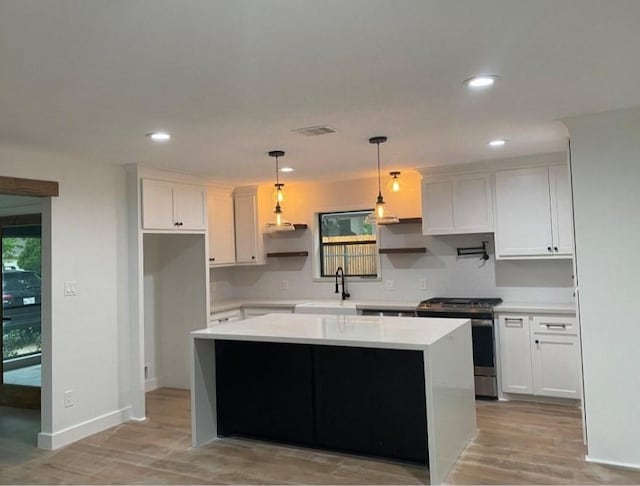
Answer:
[[365, 136, 399, 225], [389, 171, 401, 192], [265, 150, 294, 233]]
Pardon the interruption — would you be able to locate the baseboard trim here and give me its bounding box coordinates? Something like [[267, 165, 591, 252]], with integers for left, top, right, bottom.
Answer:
[[501, 392, 581, 407], [585, 456, 640, 471], [145, 377, 159, 392], [37, 406, 132, 450]]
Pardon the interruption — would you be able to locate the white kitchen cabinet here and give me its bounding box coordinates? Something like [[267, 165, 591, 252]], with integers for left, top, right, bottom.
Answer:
[[209, 308, 243, 326], [530, 316, 581, 399], [142, 178, 206, 231], [498, 313, 581, 399], [234, 187, 261, 264], [498, 315, 533, 394], [548, 165, 574, 256], [494, 165, 572, 259], [207, 187, 236, 265], [421, 171, 493, 235]]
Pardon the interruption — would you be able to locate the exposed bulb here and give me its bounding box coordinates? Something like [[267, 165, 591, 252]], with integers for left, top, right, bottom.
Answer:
[[275, 211, 282, 226], [376, 202, 385, 219], [273, 183, 285, 203], [392, 179, 400, 192]]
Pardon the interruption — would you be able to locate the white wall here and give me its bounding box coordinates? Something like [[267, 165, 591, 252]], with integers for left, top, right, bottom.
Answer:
[[211, 171, 573, 304], [563, 106, 640, 469], [0, 144, 130, 449], [143, 233, 207, 390]]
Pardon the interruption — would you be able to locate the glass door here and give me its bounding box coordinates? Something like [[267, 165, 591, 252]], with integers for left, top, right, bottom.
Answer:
[[1, 214, 41, 409]]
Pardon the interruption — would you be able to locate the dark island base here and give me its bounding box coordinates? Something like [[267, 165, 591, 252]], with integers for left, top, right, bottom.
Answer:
[[215, 340, 429, 464]]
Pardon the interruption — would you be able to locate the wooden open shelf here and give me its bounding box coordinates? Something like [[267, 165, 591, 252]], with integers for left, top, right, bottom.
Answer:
[[378, 247, 427, 255], [266, 251, 309, 258], [397, 217, 422, 224]]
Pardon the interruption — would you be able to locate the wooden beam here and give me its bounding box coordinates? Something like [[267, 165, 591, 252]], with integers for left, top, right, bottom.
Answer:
[[0, 176, 59, 197]]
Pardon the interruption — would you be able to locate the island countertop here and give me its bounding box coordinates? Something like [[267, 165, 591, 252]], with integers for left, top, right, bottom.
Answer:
[[191, 313, 476, 484], [192, 313, 469, 349]]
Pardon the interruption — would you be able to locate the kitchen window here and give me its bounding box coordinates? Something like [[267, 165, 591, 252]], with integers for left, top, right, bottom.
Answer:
[[318, 210, 377, 277]]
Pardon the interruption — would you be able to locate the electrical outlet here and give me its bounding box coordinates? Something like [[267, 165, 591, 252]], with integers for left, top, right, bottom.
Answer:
[[64, 389, 74, 408], [384, 279, 396, 290], [280, 279, 289, 290], [419, 278, 427, 290]]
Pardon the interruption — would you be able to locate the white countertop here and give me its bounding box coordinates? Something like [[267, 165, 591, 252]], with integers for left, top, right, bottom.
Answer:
[[494, 302, 576, 315], [193, 313, 469, 350], [210, 298, 419, 314]]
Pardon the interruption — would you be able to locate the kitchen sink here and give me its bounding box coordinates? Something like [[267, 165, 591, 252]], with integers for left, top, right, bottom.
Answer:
[[294, 301, 358, 315]]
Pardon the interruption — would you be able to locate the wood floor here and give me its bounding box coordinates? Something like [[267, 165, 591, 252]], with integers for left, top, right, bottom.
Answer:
[[1, 388, 639, 485]]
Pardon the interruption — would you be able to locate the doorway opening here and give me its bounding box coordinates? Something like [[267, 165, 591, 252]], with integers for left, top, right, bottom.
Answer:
[[1, 213, 42, 408]]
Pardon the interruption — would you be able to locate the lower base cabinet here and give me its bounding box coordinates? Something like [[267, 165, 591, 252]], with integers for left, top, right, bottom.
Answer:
[[498, 313, 581, 399], [215, 340, 428, 464]]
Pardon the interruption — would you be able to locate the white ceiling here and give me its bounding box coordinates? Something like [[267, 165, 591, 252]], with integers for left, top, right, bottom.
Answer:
[[1, 0, 640, 185]]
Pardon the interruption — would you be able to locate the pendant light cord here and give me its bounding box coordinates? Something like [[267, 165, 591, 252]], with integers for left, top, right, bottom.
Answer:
[[376, 141, 382, 196], [275, 155, 280, 186]]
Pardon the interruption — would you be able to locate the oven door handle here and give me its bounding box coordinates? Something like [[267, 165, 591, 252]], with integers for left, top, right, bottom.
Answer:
[[471, 319, 494, 327]]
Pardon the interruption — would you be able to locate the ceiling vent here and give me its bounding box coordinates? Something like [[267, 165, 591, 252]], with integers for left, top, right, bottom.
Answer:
[[292, 125, 336, 136]]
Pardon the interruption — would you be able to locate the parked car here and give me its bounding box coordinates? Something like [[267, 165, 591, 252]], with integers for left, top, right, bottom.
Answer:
[[2, 269, 41, 309]]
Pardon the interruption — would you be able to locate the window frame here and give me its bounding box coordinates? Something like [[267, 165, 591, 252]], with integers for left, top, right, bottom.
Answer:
[[314, 209, 381, 281]]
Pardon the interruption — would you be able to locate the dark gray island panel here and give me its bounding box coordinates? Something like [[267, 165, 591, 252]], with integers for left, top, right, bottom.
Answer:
[[215, 340, 428, 463]]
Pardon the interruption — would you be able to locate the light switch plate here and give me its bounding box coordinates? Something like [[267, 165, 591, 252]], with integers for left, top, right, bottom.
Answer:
[[64, 281, 78, 296], [419, 278, 427, 290]]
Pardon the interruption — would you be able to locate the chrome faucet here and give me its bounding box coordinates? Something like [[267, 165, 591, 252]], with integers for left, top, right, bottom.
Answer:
[[335, 266, 350, 301]]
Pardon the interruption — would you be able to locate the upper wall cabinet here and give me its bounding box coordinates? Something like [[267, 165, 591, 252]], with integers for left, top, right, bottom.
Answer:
[[141, 178, 206, 231], [421, 171, 493, 235], [234, 186, 262, 264], [208, 186, 236, 265], [494, 165, 572, 259]]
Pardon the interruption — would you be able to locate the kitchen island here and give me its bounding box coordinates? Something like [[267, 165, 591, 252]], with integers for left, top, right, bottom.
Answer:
[[191, 313, 476, 485]]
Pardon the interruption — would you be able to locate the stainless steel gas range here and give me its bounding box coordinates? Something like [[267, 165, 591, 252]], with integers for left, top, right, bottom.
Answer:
[[416, 297, 502, 398]]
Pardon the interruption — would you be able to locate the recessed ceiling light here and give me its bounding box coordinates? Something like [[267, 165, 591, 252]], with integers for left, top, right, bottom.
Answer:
[[488, 139, 507, 147], [465, 75, 498, 88], [147, 131, 171, 142], [279, 167, 294, 173]]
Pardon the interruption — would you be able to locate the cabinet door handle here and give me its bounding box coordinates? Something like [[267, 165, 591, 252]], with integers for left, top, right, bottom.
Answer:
[[251, 256, 255, 260], [547, 246, 552, 252], [554, 246, 558, 252], [210, 257, 215, 262], [505, 318, 523, 327], [219, 317, 229, 322], [545, 323, 567, 329]]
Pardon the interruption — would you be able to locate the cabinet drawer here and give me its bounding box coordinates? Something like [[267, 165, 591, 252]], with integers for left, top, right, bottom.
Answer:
[[243, 307, 294, 319], [209, 309, 243, 326], [532, 316, 578, 335]]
